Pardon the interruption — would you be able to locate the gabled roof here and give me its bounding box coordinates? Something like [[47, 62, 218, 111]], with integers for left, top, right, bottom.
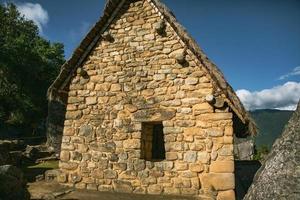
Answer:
[[48, 0, 257, 135]]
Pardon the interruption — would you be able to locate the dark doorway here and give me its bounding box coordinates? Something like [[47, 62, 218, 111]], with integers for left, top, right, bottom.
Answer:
[[141, 122, 165, 161]]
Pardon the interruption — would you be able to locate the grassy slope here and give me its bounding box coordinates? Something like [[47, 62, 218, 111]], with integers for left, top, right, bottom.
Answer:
[[250, 109, 293, 148]]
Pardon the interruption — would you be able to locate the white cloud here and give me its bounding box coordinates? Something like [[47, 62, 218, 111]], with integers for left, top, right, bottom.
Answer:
[[279, 66, 300, 80], [236, 82, 300, 111], [16, 3, 49, 33]]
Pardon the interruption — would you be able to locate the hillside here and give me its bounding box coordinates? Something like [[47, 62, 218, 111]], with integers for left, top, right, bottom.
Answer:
[[250, 109, 293, 148]]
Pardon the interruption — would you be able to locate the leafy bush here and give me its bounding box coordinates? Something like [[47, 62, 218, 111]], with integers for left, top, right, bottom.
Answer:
[[253, 145, 270, 161], [0, 4, 65, 135]]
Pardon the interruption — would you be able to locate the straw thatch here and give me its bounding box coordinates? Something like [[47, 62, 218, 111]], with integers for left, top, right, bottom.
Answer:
[[47, 0, 257, 135]]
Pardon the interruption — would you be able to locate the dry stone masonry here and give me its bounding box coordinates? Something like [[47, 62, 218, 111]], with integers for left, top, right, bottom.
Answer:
[[47, 0, 256, 199]]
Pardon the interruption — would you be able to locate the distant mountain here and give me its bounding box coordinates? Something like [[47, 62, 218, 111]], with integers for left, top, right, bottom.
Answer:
[[250, 109, 294, 148]]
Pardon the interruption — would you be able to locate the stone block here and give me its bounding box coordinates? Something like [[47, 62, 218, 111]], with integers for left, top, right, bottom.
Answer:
[[175, 162, 188, 171], [103, 169, 117, 179], [64, 127, 75, 136], [60, 151, 70, 162], [164, 127, 183, 134], [181, 171, 198, 178], [91, 169, 104, 179], [98, 185, 113, 192], [147, 185, 162, 195], [191, 177, 201, 189], [207, 128, 224, 137], [181, 98, 202, 106], [65, 110, 82, 119], [173, 178, 191, 188], [59, 162, 78, 170], [219, 145, 233, 156], [197, 152, 210, 164], [123, 139, 140, 149], [185, 77, 198, 85], [200, 113, 233, 121], [184, 151, 197, 163], [166, 152, 177, 161], [153, 74, 165, 80], [133, 108, 176, 122], [201, 173, 235, 191], [113, 180, 133, 193], [181, 188, 198, 195], [210, 161, 234, 173], [217, 190, 235, 200], [184, 127, 206, 137], [119, 170, 137, 180], [193, 103, 213, 115], [79, 124, 93, 136], [164, 187, 180, 195], [224, 126, 233, 136], [68, 97, 84, 104], [175, 120, 195, 127], [190, 163, 204, 172], [86, 97, 97, 105], [87, 184, 98, 191], [71, 151, 82, 161]]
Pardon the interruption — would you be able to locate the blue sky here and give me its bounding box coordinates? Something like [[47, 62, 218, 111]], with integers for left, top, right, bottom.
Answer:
[[2, 0, 300, 110]]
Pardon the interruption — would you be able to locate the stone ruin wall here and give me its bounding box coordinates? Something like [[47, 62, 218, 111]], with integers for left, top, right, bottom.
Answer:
[[58, 0, 235, 199]]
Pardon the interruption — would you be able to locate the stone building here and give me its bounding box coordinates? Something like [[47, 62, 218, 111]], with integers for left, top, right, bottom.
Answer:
[[47, 0, 256, 199]]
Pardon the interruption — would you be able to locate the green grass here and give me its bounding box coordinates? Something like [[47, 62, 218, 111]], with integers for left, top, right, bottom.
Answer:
[[28, 160, 59, 169], [22, 160, 59, 182]]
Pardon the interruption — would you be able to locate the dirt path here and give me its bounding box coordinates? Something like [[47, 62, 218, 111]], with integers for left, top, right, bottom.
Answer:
[[28, 181, 195, 200]]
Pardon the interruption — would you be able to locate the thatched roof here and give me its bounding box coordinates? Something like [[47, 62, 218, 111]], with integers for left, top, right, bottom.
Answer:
[[47, 0, 257, 135]]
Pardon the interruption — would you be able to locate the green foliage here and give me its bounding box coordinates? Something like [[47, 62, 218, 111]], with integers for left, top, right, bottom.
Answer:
[[253, 145, 270, 161], [250, 109, 293, 148], [28, 160, 59, 169], [0, 3, 65, 133]]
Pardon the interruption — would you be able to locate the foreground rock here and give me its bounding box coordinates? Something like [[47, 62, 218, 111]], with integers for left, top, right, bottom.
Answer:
[[244, 101, 300, 200], [0, 140, 25, 166], [0, 165, 30, 200]]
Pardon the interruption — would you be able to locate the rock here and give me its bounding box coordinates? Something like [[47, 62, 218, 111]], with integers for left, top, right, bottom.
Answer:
[[0, 165, 30, 200], [45, 169, 60, 182], [244, 101, 300, 200], [23, 145, 49, 160], [113, 180, 133, 193], [234, 136, 254, 160], [35, 174, 44, 181]]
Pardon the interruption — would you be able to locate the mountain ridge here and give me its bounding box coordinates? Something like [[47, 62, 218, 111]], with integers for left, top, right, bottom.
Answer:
[[249, 109, 293, 148]]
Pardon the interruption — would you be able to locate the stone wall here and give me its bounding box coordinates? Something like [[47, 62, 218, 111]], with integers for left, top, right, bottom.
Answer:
[[58, 0, 235, 199]]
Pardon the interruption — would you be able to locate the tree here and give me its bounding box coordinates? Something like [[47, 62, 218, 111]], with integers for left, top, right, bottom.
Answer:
[[0, 3, 65, 135]]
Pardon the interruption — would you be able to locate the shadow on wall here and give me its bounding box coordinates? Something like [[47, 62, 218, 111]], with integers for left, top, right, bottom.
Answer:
[[235, 160, 261, 200]]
